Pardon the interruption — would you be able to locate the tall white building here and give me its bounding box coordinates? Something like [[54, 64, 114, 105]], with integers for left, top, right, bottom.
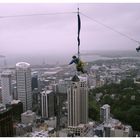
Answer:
[[1, 71, 12, 105], [16, 62, 32, 111], [100, 104, 110, 123], [67, 75, 80, 126], [67, 75, 88, 127], [41, 90, 54, 118], [79, 76, 88, 124]]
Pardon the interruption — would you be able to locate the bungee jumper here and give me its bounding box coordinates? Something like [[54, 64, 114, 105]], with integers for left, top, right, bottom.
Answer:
[[69, 8, 87, 74], [69, 55, 86, 74], [136, 45, 140, 52]]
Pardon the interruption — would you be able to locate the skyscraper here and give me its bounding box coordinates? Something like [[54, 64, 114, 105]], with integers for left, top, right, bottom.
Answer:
[[79, 76, 88, 124], [67, 75, 80, 127], [41, 90, 54, 119], [16, 62, 32, 111], [100, 104, 110, 123], [1, 71, 12, 105], [31, 74, 38, 91], [67, 75, 88, 126], [0, 104, 14, 137]]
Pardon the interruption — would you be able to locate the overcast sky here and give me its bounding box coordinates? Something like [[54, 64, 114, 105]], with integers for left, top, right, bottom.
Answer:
[[0, 3, 140, 57]]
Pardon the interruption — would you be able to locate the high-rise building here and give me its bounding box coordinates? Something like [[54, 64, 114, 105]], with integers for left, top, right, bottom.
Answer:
[[1, 71, 12, 105], [100, 104, 110, 123], [79, 76, 88, 124], [10, 100, 23, 121], [0, 104, 14, 137], [0, 87, 2, 103], [67, 75, 80, 127], [41, 90, 54, 119], [31, 74, 38, 91], [67, 75, 88, 129], [16, 62, 32, 111]]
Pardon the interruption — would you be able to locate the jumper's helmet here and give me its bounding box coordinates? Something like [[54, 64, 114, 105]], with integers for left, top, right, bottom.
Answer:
[[72, 56, 77, 59]]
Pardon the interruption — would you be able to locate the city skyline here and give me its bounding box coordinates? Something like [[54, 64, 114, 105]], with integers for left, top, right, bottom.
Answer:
[[0, 2, 140, 137], [0, 57, 140, 137]]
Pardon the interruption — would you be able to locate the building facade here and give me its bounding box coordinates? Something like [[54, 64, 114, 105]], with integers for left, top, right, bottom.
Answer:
[[79, 76, 88, 124], [0, 104, 14, 137], [1, 71, 12, 105], [41, 90, 55, 119], [100, 104, 110, 123], [11, 100, 23, 121], [16, 62, 32, 111], [67, 75, 88, 127], [21, 110, 36, 125], [67, 75, 81, 126]]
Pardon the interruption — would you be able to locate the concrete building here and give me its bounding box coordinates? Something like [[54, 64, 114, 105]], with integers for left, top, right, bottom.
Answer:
[[10, 100, 23, 121], [67, 75, 80, 127], [67, 124, 89, 137], [16, 62, 32, 111], [110, 124, 133, 137], [0, 87, 2, 103], [1, 71, 12, 105], [100, 104, 110, 123], [14, 123, 32, 136], [31, 74, 38, 91], [0, 104, 14, 137], [41, 90, 54, 119], [67, 75, 88, 136], [57, 79, 67, 94], [21, 110, 36, 125], [79, 76, 88, 124], [13, 86, 18, 100], [102, 118, 133, 137]]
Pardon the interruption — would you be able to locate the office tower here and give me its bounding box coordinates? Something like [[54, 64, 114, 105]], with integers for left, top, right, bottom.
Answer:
[[11, 100, 23, 121], [79, 76, 88, 124], [67, 75, 88, 127], [16, 62, 32, 111], [1, 71, 12, 105], [31, 75, 38, 91], [67, 75, 80, 126], [67, 75, 89, 136], [57, 79, 67, 94], [13, 86, 18, 100], [41, 90, 54, 119], [100, 104, 110, 123], [0, 104, 14, 137]]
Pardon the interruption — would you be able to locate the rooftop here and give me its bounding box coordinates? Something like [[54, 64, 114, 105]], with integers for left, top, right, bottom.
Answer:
[[1, 70, 12, 76], [16, 62, 30, 69], [71, 75, 80, 82], [101, 104, 110, 109], [21, 110, 35, 116], [11, 100, 21, 104], [41, 90, 53, 95]]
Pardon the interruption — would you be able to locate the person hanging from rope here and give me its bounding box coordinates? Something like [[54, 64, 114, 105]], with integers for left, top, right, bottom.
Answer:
[[136, 45, 140, 52], [69, 55, 87, 74]]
